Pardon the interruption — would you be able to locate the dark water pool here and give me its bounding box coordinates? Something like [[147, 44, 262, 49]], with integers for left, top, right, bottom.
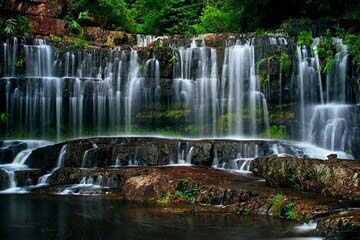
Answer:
[[0, 195, 322, 240]]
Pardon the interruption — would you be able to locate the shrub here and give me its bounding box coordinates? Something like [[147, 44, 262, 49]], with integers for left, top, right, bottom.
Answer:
[[175, 179, 200, 203], [316, 32, 337, 74], [281, 18, 312, 37], [271, 193, 299, 220], [265, 125, 289, 139], [280, 52, 292, 74], [298, 31, 313, 47], [0, 16, 32, 37], [345, 34, 360, 71], [193, 5, 235, 33]]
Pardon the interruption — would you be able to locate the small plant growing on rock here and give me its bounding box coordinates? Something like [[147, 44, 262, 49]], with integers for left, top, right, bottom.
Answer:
[[271, 193, 299, 220], [157, 192, 173, 205], [175, 179, 200, 203]]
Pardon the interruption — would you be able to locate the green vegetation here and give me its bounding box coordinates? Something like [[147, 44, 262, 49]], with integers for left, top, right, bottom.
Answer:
[[49, 35, 90, 52], [0, 113, 8, 124], [298, 31, 313, 47], [316, 32, 337, 74], [175, 179, 200, 203], [0, 16, 32, 37], [345, 34, 360, 70], [157, 179, 200, 205], [59, 0, 359, 35], [280, 52, 292, 74], [271, 193, 299, 220], [265, 125, 289, 139], [193, 4, 238, 33]]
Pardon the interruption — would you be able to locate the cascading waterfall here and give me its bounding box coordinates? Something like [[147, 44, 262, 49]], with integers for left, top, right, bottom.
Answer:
[[297, 38, 353, 154], [173, 39, 218, 136], [3, 40, 147, 137], [1, 35, 357, 161], [221, 40, 270, 136], [0, 140, 51, 192], [307, 104, 352, 151]]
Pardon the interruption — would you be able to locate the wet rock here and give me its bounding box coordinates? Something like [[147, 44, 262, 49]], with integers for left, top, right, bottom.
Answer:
[[0, 141, 27, 164], [0, 169, 10, 191], [251, 155, 360, 200], [317, 210, 360, 239], [33, 166, 335, 221], [14, 169, 42, 187]]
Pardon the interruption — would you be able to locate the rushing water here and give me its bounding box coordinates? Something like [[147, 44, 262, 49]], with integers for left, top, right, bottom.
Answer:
[[0, 35, 358, 159], [297, 38, 353, 154], [0, 195, 323, 240]]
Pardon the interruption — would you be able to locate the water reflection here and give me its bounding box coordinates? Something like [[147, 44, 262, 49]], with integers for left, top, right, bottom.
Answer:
[[0, 195, 322, 240]]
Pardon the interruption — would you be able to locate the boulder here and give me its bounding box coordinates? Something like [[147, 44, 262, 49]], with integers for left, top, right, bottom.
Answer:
[[251, 155, 360, 200]]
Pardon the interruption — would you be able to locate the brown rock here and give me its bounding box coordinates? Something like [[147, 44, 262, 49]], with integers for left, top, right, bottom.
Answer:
[[4, 0, 67, 18], [317, 210, 360, 239], [251, 155, 360, 200], [29, 16, 67, 36]]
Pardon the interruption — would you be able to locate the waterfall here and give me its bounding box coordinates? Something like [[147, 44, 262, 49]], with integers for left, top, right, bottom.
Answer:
[[297, 37, 353, 155], [0, 140, 51, 193], [81, 143, 98, 168], [307, 104, 352, 151], [125, 51, 142, 132], [213, 142, 259, 172], [137, 35, 157, 48], [171, 142, 193, 165], [221, 40, 269, 136], [37, 144, 68, 185], [297, 43, 323, 140], [2, 38, 18, 78], [173, 39, 219, 136]]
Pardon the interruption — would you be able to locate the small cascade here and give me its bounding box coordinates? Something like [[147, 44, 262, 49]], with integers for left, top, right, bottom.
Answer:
[[213, 142, 259, 173], [173, 39, 218, 136], [37, 144, 68, 186], [81, 143, 98, 168], [171, 142, 193, 165], [24, 39, 54, 77], [137, 35, 157, 48], [221, 40, 270, 136], [0, 140, 51, 193], [58, 175, 114, 195]]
